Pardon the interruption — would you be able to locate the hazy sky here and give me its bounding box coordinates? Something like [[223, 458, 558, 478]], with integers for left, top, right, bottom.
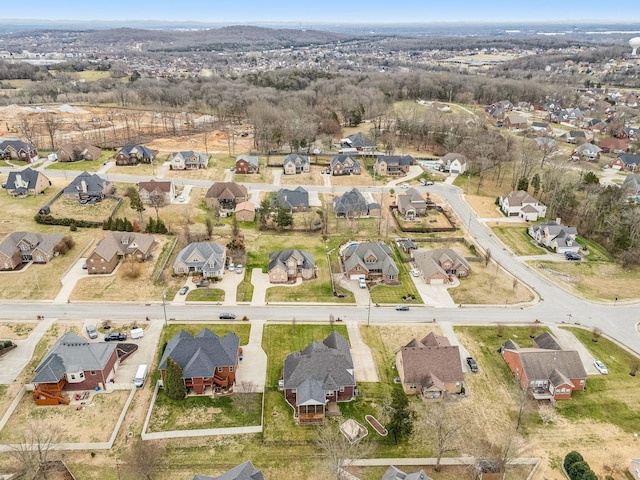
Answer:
[[5, 0, 640, 23]]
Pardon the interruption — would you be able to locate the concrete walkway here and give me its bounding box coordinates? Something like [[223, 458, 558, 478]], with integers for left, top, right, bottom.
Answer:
[[234, 319, 267, 392], [0, 316, 55, 384], [438, 321, 473, 373], [347, 320, 379, 382], [385, 165, 424, 187], [272, 170, 282, 186], [54, 258, 89, 304]]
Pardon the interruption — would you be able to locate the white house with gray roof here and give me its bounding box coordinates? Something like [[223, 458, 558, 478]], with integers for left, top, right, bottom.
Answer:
[[283, 331, 355, 425], [499, 190, 547, 221], [169, 150, 209, 170], [528, 220, 579, 253], [173, 242, 226, 278]]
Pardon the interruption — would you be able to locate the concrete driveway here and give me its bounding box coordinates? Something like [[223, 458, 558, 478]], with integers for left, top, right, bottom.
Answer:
[[549, 325, 600, 375], [410, 274, 457, 307], [55, 258, 91, 304], [234, 319, 267, 392], [112, 317, 165, 385]]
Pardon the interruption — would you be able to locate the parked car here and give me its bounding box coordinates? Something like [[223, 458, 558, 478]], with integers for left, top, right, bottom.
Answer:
[[400, 183, 409, 189], [395, 304, 410, 311], [104, 332, 127, 342], [466, 356, 479, 373], [228, 263, 235, 272], [196, 279, 210, 288], [86, 324, 98, 339], [565, 252, 581, 261], [179, 286, 189, 295], [594, 360, 608, 374], [219, 313, 236, 320], [235, 264, 243, 274], [82, 262, 87, 270], [425, 180, 434, 186], [411, 269, 420, 277], [178, 195, 185, 202], [359, 278, 367, 288]]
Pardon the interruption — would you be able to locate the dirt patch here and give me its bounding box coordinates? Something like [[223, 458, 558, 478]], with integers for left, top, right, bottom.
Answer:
[[466, 195, 503, 218], [0, 322, 37, 340]]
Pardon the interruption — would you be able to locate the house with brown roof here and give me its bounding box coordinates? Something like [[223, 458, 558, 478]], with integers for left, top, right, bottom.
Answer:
[[205, 182, 248, 212], [268, 249, 316, 283], [235, 155, 260, 174], [31, 332, 120, 405], [2, 167, 50, 197], [500, 333, 587, 400], [503, 114, 528, 129], [235, 201, 256, 222], [86, 232, 155, 275], [114, 144, 157, 166], [138, 179, 175, 205], [374, 155, 415, 177], [396, 332, 465, 401], [0, 140, 38, 163], [499, 190, 547, 221], [56, 142, 101, 162], [412, 248, 471, 285], [283, 331, 356, 425], [396, 188, 429, 221], [0, 231, 64, 270], [599, 137, 629, 154], [159, 328, 240, 395], [341, 241, 399, 284]]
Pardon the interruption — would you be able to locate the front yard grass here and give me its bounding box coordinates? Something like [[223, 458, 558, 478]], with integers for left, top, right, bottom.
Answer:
[[369, 245, 422, 305], [45, 151, 114, 171], [147, 390, 262, 432], [491, 225, 546, 256], [557, 327, 640, 433], [186, 288, 225, 302]]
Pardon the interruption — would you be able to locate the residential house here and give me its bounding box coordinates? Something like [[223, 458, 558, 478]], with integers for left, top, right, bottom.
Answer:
[[283, 331, 356, 425], [412, 248, 471, 285], [138, 179, 175, 205], [329, 154, 362, 175], [561, 130, 588, 144], [169, 151, 209, 170], [396, 332, 465, 400], [623, 174, 640, 196], [440, 153, 467, 174], [487, 100, 513, 119], [274, 186, 309, 212], [499, 190, 547, 221], [599, 137, 628, 154], [551, 108, 584, 125], [340, 132, 376, 153], [173, 242, 226, 278], [87, 232, 155, 275], [616, 153, 640, 171], [333, 188, 380, 218], [31, 332, 119, 405], [530, 122, 551, 134], [341, 241, 399, 284], [628, 459, 640, 480], [234, 201, 256, 222], [571, 143, 601, 161], [63, 172, 112, 201], [618, 92, 639, 107], [159, 328, 240, 395], [396, 188, 429, 221], [205, 182, 248, 212], [2, 167, 50, 197], [283, 154, 310, 175], [0, 231, 64, 270], [585, 118, 603, 131], [114, 144, 156, 166], [0, 139, 38, 163], [616, 127, 639, 141], [528, 220, 579, 253], [268, 249, 316, 283], [504, 113, 528, 129], [534, 137, 557, 150], [374, 155, 415, 177], [191, 461, 265, 480], [56, 142, 101, 162], [542, 100, 562, 112], [382, 466, 432, 480], [235, 154, 260, 174], [500, 333, 587, 400], [399, 238, 418, 255]]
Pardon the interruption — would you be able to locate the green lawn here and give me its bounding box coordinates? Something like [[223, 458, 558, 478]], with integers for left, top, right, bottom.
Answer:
[[491, 225, 546, 256], [148, 389, 262, 432], [45, 151, 115, 171], [186, 288, 225, 302], [576, 235, 615, 262], [369, 245, 421, 305], [556, 327, 640, 433]]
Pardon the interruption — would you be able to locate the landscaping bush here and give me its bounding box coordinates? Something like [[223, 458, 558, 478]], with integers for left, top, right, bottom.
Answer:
[[34, 214, 102, 228], [568, 461, 592, 480], [564, 451, 584, 472], [4, 340, 13, 348]]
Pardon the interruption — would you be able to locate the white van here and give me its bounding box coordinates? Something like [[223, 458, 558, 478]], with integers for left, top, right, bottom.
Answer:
[[131, 327, 144, 339], [134, 364, 148, 388]]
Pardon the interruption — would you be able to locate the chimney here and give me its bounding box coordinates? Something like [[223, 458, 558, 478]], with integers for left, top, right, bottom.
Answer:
[[81, 180, 87, 193], [555, 217, 561, 224]]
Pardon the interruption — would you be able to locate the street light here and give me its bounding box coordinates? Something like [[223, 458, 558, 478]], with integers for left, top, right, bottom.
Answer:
[[367, 288, 372, 327], [162, 291, 167, 327]]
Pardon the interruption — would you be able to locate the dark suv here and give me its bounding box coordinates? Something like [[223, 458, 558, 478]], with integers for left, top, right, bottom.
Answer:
[[219, 313, 237, 320], [104, 332, 127, 342], [466, 356, 479, 373]]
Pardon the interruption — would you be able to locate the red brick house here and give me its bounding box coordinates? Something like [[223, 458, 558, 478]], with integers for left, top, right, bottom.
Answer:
[[283, 331, 356, 425], [115, 144, 156, 165], [341, 241, 399, 284], [158, 329, 240, 395], [138, 179, 175, 205], [31, 332, 120, 405], [503, 114, 528, 130], [56, 142, 101, 162], [235, 155, 259, 174], [0, 140, 39, 163], [500, 333, 587, 400], [87, 232, 155, 275], [395, 332, 465, 401], [599, 137, 629, 154]]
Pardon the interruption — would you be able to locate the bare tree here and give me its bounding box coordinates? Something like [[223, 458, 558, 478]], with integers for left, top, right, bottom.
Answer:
[[317, 421, 373, 480], [148, 190, 166, 220], [602, 451, 625, 478], [19, 117, 38, 146], [124, 439, 163, 480], [425, 403, 461, 472], [538, 404, 557, 425], [8, 420, 62, 480], [233, 380, 258, 410]]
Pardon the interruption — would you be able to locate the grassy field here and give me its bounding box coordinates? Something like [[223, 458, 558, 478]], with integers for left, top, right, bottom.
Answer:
[[186, 288, 225, 302], [491, 225, 547, 256], [45, 151, 115, 171], [369, 244, 422, 304], [147, 390, 262, 432]]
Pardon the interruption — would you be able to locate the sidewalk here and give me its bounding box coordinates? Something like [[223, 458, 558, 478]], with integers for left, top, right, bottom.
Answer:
[[0, 317, 55, 384], [347, 320, 379, 382], [234, 319, 267, 392]]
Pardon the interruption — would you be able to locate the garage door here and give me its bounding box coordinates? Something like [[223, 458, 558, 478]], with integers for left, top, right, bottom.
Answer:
[[350, 274, 366, 280], [429, 278, 445, 285]]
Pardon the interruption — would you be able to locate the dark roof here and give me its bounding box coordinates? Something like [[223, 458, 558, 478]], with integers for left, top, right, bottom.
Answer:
[[3, 167, 48, 194], [330, 154, 361, 169], [63, 171, 110, 196], [342, 241, 399, 277], [159, 328, 238, 378], [534, 332, 562, 350], [32, 332, 117, 384], [383, 465, 432, 480], [138, 179, 173, 193], [283, 331, 355, 404], [508, 348, 587, 384], [619, 153, 640, 166], [376, 155, 415, 167], [117, 144, 156, 160], [268, 249, 315, 272], [191, 461, 265, 480], [283, 153, 309, 166], [397, 333, 464, 386], [0, 139, 36, 152], [333, 188, 368, 214], [275, 187, 309, 210], [343, 132, 375, 148]]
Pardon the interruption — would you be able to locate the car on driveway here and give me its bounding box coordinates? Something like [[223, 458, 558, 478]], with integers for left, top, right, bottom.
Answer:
[[400, 183, 409, 189], [565, 252, 581, 261], [594, 360, 608, 374], [86, 324, 98, 339], [395, 304, 410, 311], [219, 313, 237, 320], [235, 264, 243, 274], [411, 269, 420, 277], [179, 286, 189, 295], [104, 332, 127, 342], [466, 356, 479, 372]]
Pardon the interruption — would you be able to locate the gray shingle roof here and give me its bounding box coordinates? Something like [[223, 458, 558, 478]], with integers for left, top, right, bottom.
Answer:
[[158, 328, 239, 378], [191, 461, 265, 480], [383, 465, 432, 480], [32, 332, 117, 384], [0, 231, 63, 259], [342, 241, 399, 277], [118, 144, 156, 160], [173, 242, 226, 275], [334, 188, 369, 215], [268, 249, 315, 272], [275, 187, 309, 210], [63, 171, 110, 196], [3, 167, 48, 194], [510, 348, 587, 383]]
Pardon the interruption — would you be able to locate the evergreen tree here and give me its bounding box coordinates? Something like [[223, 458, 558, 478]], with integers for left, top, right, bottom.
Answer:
[[156, 218, 168, 234], [386, 388, 416, 444], [125, 186, 146, 222], [146, 217, 156, 233], [125, 218, 133, 232], [102, 218, 112, 230], [274, 203, 293, 231], [517, 176, 529, 192], [164, 357, 186, 400], [531, 173, 541, 197]]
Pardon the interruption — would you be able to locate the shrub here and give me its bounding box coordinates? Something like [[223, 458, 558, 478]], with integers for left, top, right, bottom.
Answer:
[[568, 461, 591, 480], [564, 451, 584, 472], [4, 340, 13, 348]]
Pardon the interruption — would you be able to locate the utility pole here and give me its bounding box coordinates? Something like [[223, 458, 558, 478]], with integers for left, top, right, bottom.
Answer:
[[162, 291, 168, 327]]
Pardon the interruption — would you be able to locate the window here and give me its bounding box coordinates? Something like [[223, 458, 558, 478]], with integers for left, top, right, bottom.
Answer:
[[90, 371, 96, 376], [339, 386, 344, 392], [325, 390, 333, 397], [79, 372, 84, 378], [229, 366, 234, 372], [217, 367, 223, 373]]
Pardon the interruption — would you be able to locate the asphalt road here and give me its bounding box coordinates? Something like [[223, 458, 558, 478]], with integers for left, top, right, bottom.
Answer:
[[1, 168, 638, 354]]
